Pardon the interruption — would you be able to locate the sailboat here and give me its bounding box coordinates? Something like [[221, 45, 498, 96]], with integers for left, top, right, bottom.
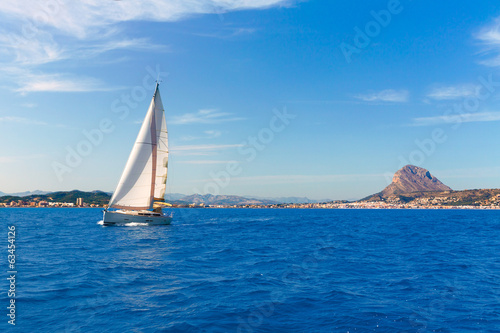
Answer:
[[102, 82, 172, 225]]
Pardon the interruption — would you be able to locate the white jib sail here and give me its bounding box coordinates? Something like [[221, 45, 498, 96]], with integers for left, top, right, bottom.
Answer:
[[108, 84, 168, 210]]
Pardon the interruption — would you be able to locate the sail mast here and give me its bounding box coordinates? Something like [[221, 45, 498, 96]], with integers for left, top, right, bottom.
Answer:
[[152, 82, 169, 203], [148, 82, 159, 209]]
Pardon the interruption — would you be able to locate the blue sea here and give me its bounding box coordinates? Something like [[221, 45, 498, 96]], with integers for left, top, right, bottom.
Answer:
[[2, 208, 500, 332]]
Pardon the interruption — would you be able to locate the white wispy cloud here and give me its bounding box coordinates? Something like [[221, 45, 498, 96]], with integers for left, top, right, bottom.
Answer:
[[170, 143, 243, 156], [0, 116, 72, 129], [0, 1, 292, 38], [178, 160, 238, 165], [0, 0, 291, 92], [170, 109, 245, 125], [426, 85, 480, 100], [411, 111, 500, 126], [0, 116, 47, 126], [1, 65, 118, 94], [79, 38, 169, 59], [194, 27, 257, 39], [355, 89, 409, 103], [171, 144, 243, 151], [205, 130, 222, 138], [475, 18, 500, 66], [16, 75, 110, 94], [0, 31, 64, 66], [180, 130, 222, 141]]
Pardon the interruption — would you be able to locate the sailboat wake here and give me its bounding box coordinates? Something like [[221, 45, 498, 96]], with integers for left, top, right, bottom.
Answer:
[[97, 220, 166, 227]]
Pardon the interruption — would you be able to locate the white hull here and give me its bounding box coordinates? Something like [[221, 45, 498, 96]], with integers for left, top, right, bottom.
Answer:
[[103, 210, 172, 226]]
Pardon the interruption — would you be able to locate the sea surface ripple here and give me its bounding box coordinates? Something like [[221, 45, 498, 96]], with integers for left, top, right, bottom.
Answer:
[[2, 208, 500, 332]]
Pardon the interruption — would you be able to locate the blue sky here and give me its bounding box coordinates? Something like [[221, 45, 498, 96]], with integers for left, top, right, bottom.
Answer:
[[2, 0, 500, 200]]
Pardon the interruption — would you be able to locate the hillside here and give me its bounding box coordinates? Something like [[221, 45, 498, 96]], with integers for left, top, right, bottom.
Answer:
[[174, 194, 277, 206], [1, 191, 288, 206], [363, 189, 500, 207], [358, 165, 500, 206], [0, 190, 111, 205], [365, 165, 452, 200]]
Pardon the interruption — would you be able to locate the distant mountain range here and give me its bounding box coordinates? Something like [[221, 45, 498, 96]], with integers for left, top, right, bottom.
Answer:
[[247, 196, 330, 204], [164, 193, 190, 201], [0, 190, 111, 205], [168, 194, 330, 205], [0, 190, 51, 197], [176, 194, 277, 205], [0, 190, 325, 205], [3, 179, 500, 207]]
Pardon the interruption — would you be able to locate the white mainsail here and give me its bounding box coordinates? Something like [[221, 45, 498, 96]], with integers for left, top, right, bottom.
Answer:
[[108, 84, 168, 210]]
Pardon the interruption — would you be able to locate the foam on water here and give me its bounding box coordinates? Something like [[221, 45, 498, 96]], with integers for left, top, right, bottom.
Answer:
[[97, 220, 154, 227], [123, 222, 150, 227]]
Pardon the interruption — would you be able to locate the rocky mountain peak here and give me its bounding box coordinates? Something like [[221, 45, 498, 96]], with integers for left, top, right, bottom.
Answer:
[[381, 165, 451, 197]]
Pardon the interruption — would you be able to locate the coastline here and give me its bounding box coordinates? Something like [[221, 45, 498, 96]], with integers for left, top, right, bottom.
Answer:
[[3, 204, 499, 210]]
